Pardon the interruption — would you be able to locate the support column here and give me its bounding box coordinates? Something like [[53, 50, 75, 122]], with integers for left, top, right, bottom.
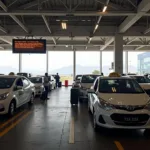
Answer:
[[73, 50, 76, 80], [125, 51, 128, 74], [100, 51, 102, 74], [114, 34, 123, 74], [46, 51, 49, 73], [19, 53, 22, 73]]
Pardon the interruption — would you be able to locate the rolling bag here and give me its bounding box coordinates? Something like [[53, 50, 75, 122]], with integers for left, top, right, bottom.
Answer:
[[70, 88, 79, 105], [58, 82, 62, 87]]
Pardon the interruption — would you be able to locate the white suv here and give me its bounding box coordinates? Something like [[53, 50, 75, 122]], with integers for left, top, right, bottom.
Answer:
[[0, 75, 35, 116]]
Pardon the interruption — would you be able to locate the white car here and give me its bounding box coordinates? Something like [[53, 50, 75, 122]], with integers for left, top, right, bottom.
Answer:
[[129, 75, 150, 95], [0, 75, 35, 116], [79, 74, 100, 100], [29, 77, 45, 96], [49, 75, 56, 90], [88, 76, 150, 131], [72, 75, 82, 88]]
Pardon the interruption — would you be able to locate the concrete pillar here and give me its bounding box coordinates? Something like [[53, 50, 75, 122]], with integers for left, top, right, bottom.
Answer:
[[19, 54, 22, 73], [114, 34, 123, 74], [73, 50, 76, 80], [46, 51, 48, 73], [125, 51, 128, 74], [100, 51, 102, 74]]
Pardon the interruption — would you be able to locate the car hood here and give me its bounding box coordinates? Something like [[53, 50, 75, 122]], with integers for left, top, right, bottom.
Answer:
[[0, 89, 11, 94], [139, 83, 150, 90], [98, 93, 149, 105], [81, 83, 93, 89]]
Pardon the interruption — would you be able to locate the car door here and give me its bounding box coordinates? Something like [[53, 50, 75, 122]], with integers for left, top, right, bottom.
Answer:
[[22, 77, 31, 103], [14, 78, 24, 106]]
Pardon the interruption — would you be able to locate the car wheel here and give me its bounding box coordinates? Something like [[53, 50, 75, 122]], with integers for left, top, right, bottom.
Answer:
[[93, 111, 99, 131], [8, 101, 16, 116], [28, 94, 34, 105]]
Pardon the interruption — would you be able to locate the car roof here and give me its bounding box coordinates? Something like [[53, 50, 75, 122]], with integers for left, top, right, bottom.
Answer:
[[0, 75, 18, 78], [129, 75, 143, 77], [99, 76, 132, 80], [82, 74, 100, 76]]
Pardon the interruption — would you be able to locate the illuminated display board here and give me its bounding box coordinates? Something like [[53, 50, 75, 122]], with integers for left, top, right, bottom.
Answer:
[[12, 39, 46, 53]]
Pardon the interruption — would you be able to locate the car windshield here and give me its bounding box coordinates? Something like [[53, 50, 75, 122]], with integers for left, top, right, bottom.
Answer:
[[29, 77, 42, 83], [75, 75, 82, 80], [99, 79, 144, 94], [0, 77, 15, 89], [133, 76, 150, 83], [82, 75, 99, 83]]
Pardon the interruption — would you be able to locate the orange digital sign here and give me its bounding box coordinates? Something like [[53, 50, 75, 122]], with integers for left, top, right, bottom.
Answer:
[[12, 39, 46, 53]]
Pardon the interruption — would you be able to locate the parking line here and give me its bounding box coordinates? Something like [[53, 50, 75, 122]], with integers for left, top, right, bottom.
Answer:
[[114, 141, 124, 150], [0, 111, 31, 137], [0, 110, 27, 129], [69, 117, 74, 144]]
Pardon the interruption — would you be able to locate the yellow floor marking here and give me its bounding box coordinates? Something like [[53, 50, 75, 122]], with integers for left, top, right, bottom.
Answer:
[[114, 141, 124, 150], [0, 111, 31, 137], [69, 117, 74, 144], [0, 110, 27, 129]]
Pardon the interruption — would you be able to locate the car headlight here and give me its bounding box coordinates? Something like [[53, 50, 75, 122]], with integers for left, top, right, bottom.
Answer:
[[98, 98, 114, 111], [144, 100, 150, 110], [0, 92, 9, 100]]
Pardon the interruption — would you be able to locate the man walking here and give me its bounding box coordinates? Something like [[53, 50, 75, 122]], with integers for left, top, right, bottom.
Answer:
[[55, 73, 60, 88], [44, 73, 49, 99]]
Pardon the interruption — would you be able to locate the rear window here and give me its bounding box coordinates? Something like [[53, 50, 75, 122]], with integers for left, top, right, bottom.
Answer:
[[0, 78, 16, 89], [75, 75, 82, 80], [29, 77, 42, 83], [81, 75, 99, 83]]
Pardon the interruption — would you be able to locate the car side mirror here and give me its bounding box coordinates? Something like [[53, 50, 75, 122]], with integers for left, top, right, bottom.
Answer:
[[87, 89, 95, 93]]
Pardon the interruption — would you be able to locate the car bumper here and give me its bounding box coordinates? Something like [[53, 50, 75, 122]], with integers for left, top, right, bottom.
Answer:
[[35, 89, 44, 95], [95, 106, 150, 129], [0, 99, 10, 114]]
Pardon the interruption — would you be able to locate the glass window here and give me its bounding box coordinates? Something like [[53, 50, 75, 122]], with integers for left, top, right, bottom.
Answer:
[[0, 51, 19, 74], [29, 77, 43, 83], [76, 52, 100, 74], [99, 79, 144, 94], [81, 75, 99, 83], [22, 54, 46, 76], [48, 51, 73, 85], [0, 77, 16, 89], [102, 51, 114, 76], [132, 76, 150, 83], [16, 78, 23, 87]]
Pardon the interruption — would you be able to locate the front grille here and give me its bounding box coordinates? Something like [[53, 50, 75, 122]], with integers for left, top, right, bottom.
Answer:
[[114, 105, 145, 111], [111, 114, 149, 126], [145, 89, 150, 95]]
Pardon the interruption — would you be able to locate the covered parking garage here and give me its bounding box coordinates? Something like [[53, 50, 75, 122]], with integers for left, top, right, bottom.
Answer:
[[0, 0, 150, 150]]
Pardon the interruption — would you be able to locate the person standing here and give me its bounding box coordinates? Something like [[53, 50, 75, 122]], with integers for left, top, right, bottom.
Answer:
[[55, 73, 60, 88], [44, 73, 49, 99]]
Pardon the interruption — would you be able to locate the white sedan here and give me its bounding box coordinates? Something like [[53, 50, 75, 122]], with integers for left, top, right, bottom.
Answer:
[[0, 75, 35, 116], [29, 77, 45, 96], [129, 75, 150, 95], [88, 76, 150, 131]]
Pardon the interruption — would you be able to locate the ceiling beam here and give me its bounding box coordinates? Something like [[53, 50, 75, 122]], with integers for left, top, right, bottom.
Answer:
[[0, 11, 150, 16], [0, 0, 29, 33], [42, 15, 56, 45], [0, 26, 7, 33], [0, 37, 12, 45], [144, 27, 150, 34], [19, 0, 48, 9], [135, 45, 146, 50], [119, 0, 150, 33], [100, 37, 114, 50]]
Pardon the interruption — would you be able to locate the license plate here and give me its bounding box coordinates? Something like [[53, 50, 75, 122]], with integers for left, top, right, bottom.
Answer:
[[124, 117, 139, 122]]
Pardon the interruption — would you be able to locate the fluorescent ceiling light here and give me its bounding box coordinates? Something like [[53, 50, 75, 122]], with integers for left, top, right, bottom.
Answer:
[[102, 6, 107, 12], [61, 22, 67, 30], [66, 45, 68, 47], [95, 24, 99, 30]]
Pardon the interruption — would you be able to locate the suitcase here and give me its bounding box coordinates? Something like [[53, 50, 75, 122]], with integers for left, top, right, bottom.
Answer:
[[70, 88, 79, 105], [58, 82, 62, 87], [40, 91, 47, 100]]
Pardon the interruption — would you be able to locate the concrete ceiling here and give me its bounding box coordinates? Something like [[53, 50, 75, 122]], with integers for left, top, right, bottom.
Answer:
[[0, 0, 150, 51]]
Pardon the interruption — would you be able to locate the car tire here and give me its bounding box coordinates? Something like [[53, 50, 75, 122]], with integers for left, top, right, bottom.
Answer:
[[93, 111, 99, 131], [8, 101, 16, 116], [28, 94, 34, 105]]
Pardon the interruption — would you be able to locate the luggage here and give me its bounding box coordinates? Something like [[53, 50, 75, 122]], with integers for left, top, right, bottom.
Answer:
[[70, 88, 79, 105], [40, 91, 47, 100], [58, 82, 62, 87]]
